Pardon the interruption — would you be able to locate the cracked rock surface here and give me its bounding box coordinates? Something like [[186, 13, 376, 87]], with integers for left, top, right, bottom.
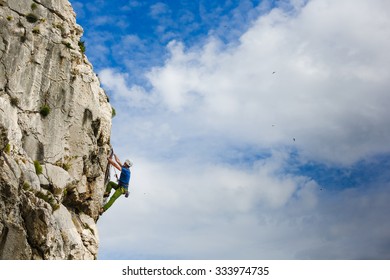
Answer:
[[0, 0, 112, 259]]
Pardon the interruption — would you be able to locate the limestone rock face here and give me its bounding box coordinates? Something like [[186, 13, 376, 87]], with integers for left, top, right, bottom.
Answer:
[[0, 0, 112, 259]]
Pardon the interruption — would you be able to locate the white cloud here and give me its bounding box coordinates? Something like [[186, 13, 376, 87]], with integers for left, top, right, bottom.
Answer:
[[98, 155, 321, 259], [98, 0, 390, 259], [110, 0, 390, 165], [121, 0, 145, 11], [99, 69, 158, 110], [91, 15, 114, 26], [98, 156, 390, 259], [149, 2, 171, 18]]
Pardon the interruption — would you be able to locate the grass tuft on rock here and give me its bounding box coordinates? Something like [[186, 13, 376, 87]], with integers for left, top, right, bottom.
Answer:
[[39, 104, 50, 117], [26, 13, 39, 23], [34, 160, 42, 175]]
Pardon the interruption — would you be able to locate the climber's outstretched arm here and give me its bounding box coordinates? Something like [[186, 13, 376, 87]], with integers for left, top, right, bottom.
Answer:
[[114, 154, 123, 167], [108, 157, 122, 171]]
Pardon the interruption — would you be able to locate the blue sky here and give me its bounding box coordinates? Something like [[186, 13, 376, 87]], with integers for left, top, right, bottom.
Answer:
[[69, 0, 390, 259], [72, 0, 268, 83]]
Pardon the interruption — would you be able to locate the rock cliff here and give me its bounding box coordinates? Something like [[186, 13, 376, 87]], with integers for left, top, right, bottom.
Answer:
[[0, 0, 112, 259]]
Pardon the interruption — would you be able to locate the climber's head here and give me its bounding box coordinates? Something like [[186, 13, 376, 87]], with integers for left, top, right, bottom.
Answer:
[[124, 159, 133, 168]]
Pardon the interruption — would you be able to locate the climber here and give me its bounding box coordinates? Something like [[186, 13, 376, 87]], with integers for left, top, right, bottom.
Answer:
[[99, 153, 133, 215]]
